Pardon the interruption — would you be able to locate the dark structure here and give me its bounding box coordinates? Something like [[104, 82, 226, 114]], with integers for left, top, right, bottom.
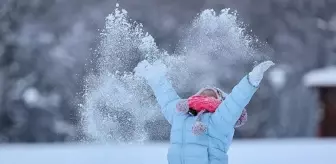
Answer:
[[304, 67, 336, 137]]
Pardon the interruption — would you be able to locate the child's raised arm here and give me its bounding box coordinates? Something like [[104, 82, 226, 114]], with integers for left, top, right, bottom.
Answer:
[[210, 61, 274, 132], [134, 60, 181, 124]]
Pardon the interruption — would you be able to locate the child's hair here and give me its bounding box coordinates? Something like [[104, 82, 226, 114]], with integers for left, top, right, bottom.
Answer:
[[198, 89, 218, 99]]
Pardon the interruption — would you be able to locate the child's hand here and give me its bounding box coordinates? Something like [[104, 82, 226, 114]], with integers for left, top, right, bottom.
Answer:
[[248, 61, 275, 87], [134, 60, 167, 80], [152, 60, 167, 73], [134, 60, 151, 79]]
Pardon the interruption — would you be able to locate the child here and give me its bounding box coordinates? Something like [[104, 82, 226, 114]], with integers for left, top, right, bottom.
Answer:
[[134, 60, 274, 164]]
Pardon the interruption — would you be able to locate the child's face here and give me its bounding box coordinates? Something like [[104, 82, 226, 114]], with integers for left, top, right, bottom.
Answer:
[[199, 89, 218, 99]]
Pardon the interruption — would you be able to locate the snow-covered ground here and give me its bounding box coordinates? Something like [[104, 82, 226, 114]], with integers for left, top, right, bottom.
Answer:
[[0, 139, 335, 164]]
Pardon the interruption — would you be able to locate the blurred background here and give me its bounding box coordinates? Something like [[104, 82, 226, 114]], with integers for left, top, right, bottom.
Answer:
[[0, 0, 335, 163]]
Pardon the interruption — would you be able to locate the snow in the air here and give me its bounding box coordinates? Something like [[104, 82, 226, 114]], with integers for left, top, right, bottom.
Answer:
[[80, 4, 262, 143]]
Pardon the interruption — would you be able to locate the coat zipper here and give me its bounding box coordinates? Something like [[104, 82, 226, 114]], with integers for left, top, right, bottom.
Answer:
[[181, 117, 187, 164]]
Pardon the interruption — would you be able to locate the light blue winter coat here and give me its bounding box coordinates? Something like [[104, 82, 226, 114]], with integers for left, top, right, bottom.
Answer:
[[146, 72, 258, 164]]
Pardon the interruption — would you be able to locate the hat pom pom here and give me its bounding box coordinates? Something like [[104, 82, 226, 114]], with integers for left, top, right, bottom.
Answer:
[[192, 121, 207, 135], [176, 99, 189, 113], [235, 109, 247, 128]]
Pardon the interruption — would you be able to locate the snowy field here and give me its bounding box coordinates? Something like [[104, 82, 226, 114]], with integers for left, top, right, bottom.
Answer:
[[0, 139, 335, 164]]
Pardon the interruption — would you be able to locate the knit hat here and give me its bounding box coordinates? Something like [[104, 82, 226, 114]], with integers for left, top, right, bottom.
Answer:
[[176, 87, 248, 135]]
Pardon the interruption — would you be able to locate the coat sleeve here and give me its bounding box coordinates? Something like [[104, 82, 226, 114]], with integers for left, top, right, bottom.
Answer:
[[210, 75, 258, 131], [146, 73, 181, 124]]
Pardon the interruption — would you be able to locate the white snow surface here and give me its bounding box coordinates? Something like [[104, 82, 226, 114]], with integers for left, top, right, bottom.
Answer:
[[0, 139, 335, 164], [303, 66, 336, 87]]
